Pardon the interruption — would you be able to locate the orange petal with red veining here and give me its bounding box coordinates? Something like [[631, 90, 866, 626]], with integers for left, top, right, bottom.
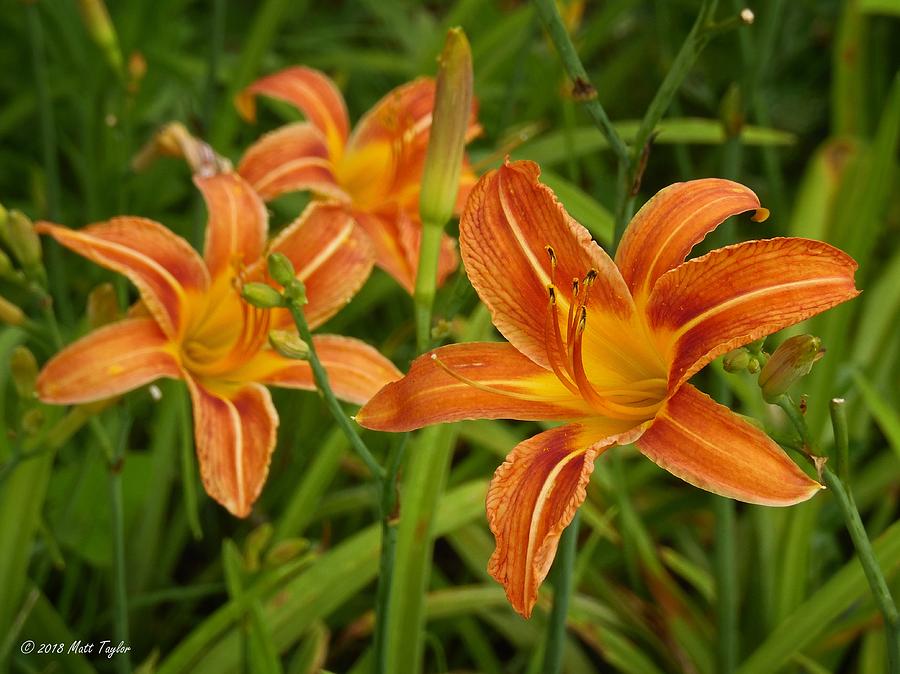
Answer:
[[487, 419, 646, 618], [255, 202, 374, 331], [395, 209, 459, 290], [186, 378, 278, 518], [244, 334, 402, 406], [195, 173, 268, 278], [237, 66, 350, 158], [352, 210, 417, 293], [636, 384, 822, 505], [36, 218, 209, 337], [460, 160, 633, 370], [647, 237, 859, 389], [615, 179, 762, 298], [237, 122, 347, 202], [37, 318, 180, 404], [356, 342, 594, 432]]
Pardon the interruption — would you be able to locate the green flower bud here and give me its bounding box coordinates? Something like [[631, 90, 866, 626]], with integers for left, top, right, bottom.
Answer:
[[87, 282, 119, 328], [758, 334, 825, 402], [77, 0, 124, 75], [7, 210, 42, 269], [418, 27, 473, 226], [283, 278, 307, 306], [267, 252, 296, 287], [719, 82, 744, 139], [723, 347, 751, 373], [268, 329, 310, 360], [241, 282, 283, 309], [0, 294, 24, 326], [10, 346, 38, 400], [0, 249, 14, 279]]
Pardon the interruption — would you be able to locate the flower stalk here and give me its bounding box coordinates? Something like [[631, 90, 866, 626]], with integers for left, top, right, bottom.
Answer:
[[776, 394, 900, 672]]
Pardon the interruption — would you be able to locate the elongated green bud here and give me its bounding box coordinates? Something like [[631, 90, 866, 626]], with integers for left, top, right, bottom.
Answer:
[[0, 294, 24, 326], [759, 334, 825, 402], [77, 0, 124, 76], [7, 210, 42, 268], [0, 250, 14, 279], [722, 347, 751, 373], [241, 282, 283, 309], [419, 27, 473, 226], [267, 252, 296, 287], [87, 282, 119, 328], [268, 329, 310, 360], [11, 346, 38, 400]]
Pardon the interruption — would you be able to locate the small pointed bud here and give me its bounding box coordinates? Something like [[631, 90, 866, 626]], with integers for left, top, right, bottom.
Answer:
[[7, 210, 42, 269], [127, 51, 147, 95], [747, 357, 761, 374], [268, 329, 310, 360], [241, 282, 283, 309], [419, 27, 474, 226], [77, 0, 124, 76], [87, 282, 119, 328], [0, 250, 14, 279], [132, 122, 232, 177], [723, 347, 751, 373], [22, 408, 45, 436], [759, 334, 825, 402], [720, 83, 744, 139], [267, 252, 296, 287], [0, 294, 25, 326], [10, 346, 38, 400]]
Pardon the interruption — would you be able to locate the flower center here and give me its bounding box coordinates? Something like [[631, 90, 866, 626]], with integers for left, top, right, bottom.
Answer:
[[180, 273, 271, 380]]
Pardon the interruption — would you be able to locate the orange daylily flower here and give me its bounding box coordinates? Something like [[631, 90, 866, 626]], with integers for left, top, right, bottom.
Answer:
[[36, 172, 401, 517], [358, 160, 859, 617], [236, 66, 481, 293]]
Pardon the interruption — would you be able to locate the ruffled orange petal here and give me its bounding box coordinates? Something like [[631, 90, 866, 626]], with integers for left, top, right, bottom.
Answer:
[[460, 160, 634, 370], [237, 122, 347, 202], [487, 419, 645, 618], [636, 384, 822, 505], [356, 342, 594, 432], [36, 218, 209, 337], [186, 378, 278, 518], [250, 202, 374, 330], [36, 318, 180, 403], [195, 173, 268, 279], [237, 66, 350, 159], [239, 335, 402, 406], [647, 237, 859, 389], [615, 179, 763, 299], [351, 210, 416, 292]]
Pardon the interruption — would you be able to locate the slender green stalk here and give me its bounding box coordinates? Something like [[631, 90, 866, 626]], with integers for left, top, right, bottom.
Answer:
[[830, 398, 851, 485], [542, 511, 580, 674], [777, 395, 900, 672], [714, 496, 738, 674], [532, 0, 629, 164], [286, 303, 385, 482], [413, 219, 444, 353]]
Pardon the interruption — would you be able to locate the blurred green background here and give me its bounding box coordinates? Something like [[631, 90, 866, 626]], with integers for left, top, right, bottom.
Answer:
[[1, 0, 899, 672]]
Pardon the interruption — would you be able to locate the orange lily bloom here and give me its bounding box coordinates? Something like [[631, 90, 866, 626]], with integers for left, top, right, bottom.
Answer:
[[36, 172, 401, 517], [358, 160, 859, 617], [236, 66, 480, 293]]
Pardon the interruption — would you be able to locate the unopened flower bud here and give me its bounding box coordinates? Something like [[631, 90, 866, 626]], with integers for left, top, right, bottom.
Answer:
[[419, 27, 473, 226], [267, 252, 296, 287], [268, 329, 310, 360], [283, 278, 307, 306], [7, 210, 42, 269], [241, 282, 283, 309], [759, 334, 825, 402], [747, 357, 761, 375], [723, 347, 751, 373], [87, 282, 119, 328], [77, 0, 124, 75], [0, 250, 14, 279], [720, 83, 744, 139], [10, 346, 38, 400], [0, 294, 25, 326]]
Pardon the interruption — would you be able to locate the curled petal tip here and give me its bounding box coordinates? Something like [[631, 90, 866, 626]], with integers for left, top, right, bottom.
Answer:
[[752, 207, 770, 223], [234, 90, 257, 123]]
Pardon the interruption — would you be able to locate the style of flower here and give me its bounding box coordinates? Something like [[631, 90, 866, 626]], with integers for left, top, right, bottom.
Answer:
[[36, 172, 401, 517], [236, 66, 480, 293], [357, 159, 859, 617]]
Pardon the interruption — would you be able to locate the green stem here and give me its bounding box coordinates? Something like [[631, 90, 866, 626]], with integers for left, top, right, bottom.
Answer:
[[542, 511, 580, 674], [532, 0, 629, 165], [714, 496, 738, 674], [413, 219, 444, 353], [777, 395, 900, 672], [286, 303, 385, 482], [830, 398, 850, 485]]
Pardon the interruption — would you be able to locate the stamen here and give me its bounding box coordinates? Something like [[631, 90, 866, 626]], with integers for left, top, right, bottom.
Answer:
[[430, 353, 552, 403], [545, 245, 557, 284], [544, 286, 580, 395]]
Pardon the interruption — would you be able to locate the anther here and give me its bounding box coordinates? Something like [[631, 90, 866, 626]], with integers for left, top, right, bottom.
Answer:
[[548, 285, 556, 304], [584, 269, 598, 284]]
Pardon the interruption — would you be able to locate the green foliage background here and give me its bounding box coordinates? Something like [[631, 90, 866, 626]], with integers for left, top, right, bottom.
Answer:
[[1, 0, 899, 672]]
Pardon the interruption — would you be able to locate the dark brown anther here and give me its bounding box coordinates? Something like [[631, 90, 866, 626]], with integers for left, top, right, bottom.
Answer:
[[548, 285, 556, 304], [577, 306, 587, 332], [572, 278, 580, 297], [584, 269, 598, 285]]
